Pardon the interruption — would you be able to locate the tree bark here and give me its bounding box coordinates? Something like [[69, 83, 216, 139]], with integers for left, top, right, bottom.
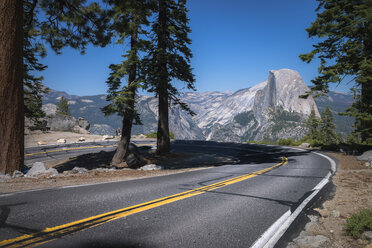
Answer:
[[0, 0, 24, 174], [111, 30, 137, 165], [156, 0, 170, 155]]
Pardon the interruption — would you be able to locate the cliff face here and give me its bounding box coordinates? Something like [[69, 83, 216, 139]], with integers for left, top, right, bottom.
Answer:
[[42, 69, 327, 142]]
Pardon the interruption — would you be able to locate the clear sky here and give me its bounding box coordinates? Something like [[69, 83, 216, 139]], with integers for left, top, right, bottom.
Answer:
[[38, 0, 352, 96]]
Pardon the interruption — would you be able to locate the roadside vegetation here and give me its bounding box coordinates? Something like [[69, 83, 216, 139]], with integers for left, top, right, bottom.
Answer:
[[247, 105, 372, 153], [145, 132, 175, 140], [345, 209, 372, 239]]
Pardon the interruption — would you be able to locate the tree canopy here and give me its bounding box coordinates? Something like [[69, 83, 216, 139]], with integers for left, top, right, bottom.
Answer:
[[300, 0, 372, 143]]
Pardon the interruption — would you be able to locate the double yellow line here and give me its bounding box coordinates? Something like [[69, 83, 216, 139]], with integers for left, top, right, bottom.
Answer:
[[0, 157, 288, 248]]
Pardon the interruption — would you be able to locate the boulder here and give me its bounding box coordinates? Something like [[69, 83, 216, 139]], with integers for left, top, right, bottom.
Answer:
[[102, 135, 114, 140], [0, 173, 11, 182], [362, 231, 372, 240], [78, 137, 86, 142], [137, 134, 147, 139], [294, 234, 331, 247], [57, 138, 66, 144], [12, 170, 24, 178], [357, 150, 372, 161], [300, 143, 310, 148], [138, 164, 163, 171], [72, 125, 90, 134], [46, 114, 77, 131], [78, 117, 90, 130], [26, 162, 48, 176], [126, 153, 146, 168], [71, 167, 88, 174]]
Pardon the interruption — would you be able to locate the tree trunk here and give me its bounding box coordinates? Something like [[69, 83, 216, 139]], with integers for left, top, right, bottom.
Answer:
[[359, 27, 372, 143], [156, 0, 170, 155], [111, 30, 137, 165], [0, 0, 24, 174]]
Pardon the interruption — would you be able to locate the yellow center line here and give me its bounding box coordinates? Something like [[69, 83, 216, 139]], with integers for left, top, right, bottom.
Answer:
[[0, 157, 288, 248], [24, 144, 156, 157]]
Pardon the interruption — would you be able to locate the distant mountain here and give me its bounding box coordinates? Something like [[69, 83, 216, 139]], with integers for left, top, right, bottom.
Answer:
[[43, 69, 354, 141]]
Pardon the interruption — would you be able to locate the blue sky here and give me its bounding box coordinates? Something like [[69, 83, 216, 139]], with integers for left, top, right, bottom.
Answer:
[[38, 0, 352, 96]]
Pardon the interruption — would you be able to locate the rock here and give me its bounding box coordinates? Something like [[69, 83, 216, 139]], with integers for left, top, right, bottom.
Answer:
[[362, 231, 372, 240], [46, 114, 77, 131], [314, 208, 329, 217], [357, 150, 372, 161], [300, 143, 310, 148], [295, 235, 331, 247], [286, 242, 299, 248], [71, 167, 88, 174], [78, 117, 90, 130], [126, 152, 146, 168], [47, 168, 59, 176], [94, 168, 116, 172], [78, 137, 86, 142], [0, 173, 11, 182], [72, 125, 90, 134], [102, 135, 114, 140], [331, 210, 340, 218], [364, 162, 371, 168], [12, 170, 24, 178], [138, 164, 163, 171], [57, 138, 66, 144], [26, 162, 48, 176], [137, 134, 147, 139], [38, 141, 47, 145]]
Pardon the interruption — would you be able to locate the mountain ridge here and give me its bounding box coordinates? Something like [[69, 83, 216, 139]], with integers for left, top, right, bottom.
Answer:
[[42, 69, 354, 141]]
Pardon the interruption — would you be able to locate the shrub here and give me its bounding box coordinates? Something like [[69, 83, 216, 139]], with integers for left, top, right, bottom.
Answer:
[[145, 132, 175, 139], [277, 138, 301, 146], [345, 209, 372, 238]]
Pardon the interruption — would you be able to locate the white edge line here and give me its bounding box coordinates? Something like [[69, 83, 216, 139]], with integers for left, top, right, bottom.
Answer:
[[250, 150, 337, 248]]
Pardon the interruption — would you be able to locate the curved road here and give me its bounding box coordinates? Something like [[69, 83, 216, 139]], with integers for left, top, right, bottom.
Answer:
[[0, 141, 334, 248]]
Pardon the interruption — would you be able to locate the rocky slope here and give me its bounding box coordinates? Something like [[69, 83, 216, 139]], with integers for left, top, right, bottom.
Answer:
[[42, 69, 353, 141]]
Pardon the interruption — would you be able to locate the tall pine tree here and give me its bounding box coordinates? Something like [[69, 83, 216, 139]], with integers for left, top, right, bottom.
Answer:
[[102, 0, 152, 166], [305, 107, 320, 140], [1, 0, 111, 174], [0, 0, 24, 174], [56, 96, 71, 116], [144, 0, 195, 154], [300, 0, 372, 144], [320, 106, 337, 144]]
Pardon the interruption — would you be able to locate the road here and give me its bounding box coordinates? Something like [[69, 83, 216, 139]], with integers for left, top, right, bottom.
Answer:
[[23, 139, 156, 166], [0, 141, 334, 248]]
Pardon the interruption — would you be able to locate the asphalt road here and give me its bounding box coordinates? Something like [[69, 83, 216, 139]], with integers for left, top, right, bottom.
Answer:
[[24, 140, 156, 166], [1, 141, 334, 248]]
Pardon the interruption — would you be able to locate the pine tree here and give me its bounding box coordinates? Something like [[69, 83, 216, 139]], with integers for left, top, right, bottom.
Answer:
[[320, 106, 337, 144], [0, 0, 24, 174], [305, 107, 320, 140], [56, 96, 71, 116], [143, 0, 195, 154], [1, 0, 111, 174], [300, 0, 372, 144], [102, 0, 152, 166]]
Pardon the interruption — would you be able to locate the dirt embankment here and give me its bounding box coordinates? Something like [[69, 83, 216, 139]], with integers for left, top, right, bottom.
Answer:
[[288, 152, 372, 248]]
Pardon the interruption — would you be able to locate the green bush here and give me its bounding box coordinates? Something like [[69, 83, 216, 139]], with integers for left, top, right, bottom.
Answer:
[[345, 209, 372, 238], [145, 132, 175, 139], [277, 138, 301, 146]]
